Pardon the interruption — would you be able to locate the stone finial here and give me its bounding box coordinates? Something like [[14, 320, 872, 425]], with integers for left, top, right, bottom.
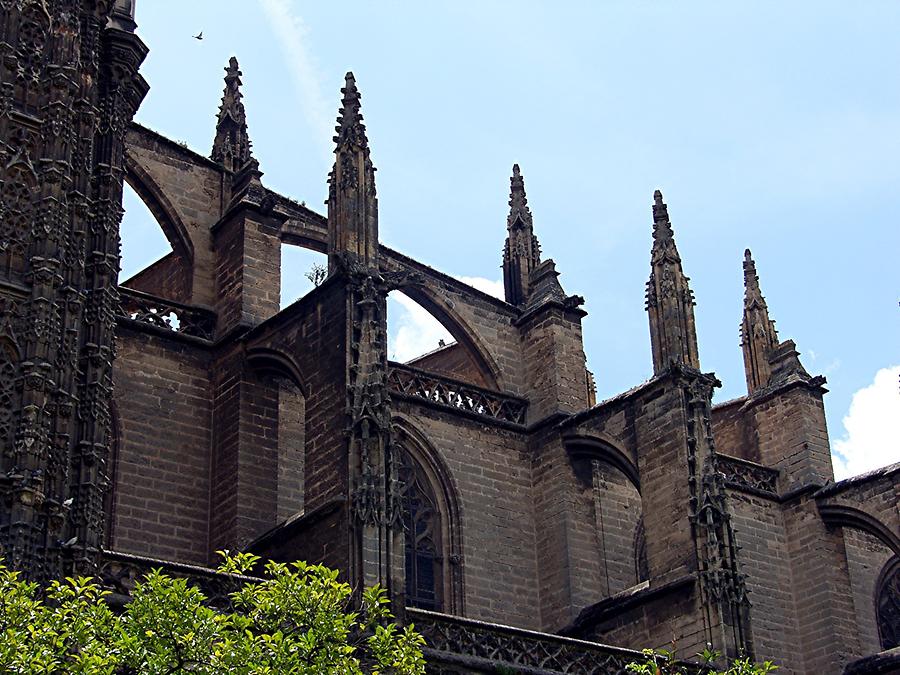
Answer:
[[211, 57, 253, 172], [333, 72, 370, 153], [741, 249, 779, 393], [327, 72, 378, 273], [646, 190, 700, 374], [508, 163, 533, 230], [503, 164, 542, 306]]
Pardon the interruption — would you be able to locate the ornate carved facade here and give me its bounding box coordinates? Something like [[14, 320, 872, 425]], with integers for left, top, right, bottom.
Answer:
[[1, 3, 898, 674]]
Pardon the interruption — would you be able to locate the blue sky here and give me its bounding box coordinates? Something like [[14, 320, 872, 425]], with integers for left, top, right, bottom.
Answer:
[[121, 1, 899, 478]]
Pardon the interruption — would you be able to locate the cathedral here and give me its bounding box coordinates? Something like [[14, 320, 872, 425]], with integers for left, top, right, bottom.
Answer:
[[0, 2, 897, 673]]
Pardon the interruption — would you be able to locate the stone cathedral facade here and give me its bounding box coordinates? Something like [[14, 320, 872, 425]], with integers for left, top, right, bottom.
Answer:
[[0, 2, 897, 674]]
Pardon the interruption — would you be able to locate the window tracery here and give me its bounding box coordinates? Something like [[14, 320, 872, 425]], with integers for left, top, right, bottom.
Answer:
[[397, 446, 442, 611], [877, 557, 900, 649]]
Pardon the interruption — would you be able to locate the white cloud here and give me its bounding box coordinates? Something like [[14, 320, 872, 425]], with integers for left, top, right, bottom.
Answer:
[[259, 0, 333, 160], [456, 276, 504, 299], [832, 365, 900, 480], [387, 277, 503, 362]]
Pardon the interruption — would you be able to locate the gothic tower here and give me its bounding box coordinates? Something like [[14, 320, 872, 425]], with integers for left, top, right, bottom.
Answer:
[[0, 0, 147, 579]]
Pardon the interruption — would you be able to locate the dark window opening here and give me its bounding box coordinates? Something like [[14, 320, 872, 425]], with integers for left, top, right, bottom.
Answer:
[[398, 447, 443, 611]]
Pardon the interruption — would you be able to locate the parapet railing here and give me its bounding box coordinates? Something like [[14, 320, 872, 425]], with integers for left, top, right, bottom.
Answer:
[[119, 287, 216, 341], [388, 363, 527, 426], [407, 607, 672, 675], [717, 454, 779, 497]]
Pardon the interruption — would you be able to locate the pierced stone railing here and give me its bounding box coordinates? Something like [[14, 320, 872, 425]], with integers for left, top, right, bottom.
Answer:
[[388, 363, 527, 426], [718, 454, 779, 497], [408, 608, 672, 675], [99, 550, 256, 609], [119, 287, 216, 341]]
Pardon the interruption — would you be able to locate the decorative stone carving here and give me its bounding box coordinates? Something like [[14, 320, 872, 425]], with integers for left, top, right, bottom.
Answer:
[[388, 363, 527, 426]]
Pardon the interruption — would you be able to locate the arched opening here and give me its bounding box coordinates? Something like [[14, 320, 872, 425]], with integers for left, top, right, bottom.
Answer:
[[119, 181, 173, 282], [566, 436, 644, 596], [393, 417, 464, 614], [387, 290, 498, 390], [280, 244, 328, 309], [388, 290, 452, 363]]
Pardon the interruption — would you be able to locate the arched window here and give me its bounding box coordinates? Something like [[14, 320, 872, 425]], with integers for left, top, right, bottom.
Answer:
[[877, 557, 900, 649], [398, 447, 442, 610], [392, 419, 464, 614]]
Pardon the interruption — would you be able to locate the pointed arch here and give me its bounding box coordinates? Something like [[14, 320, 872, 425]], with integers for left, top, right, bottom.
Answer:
[[124, 152, 194, 263], [564, 434, 641, 493], [818, 504, 900, 558], [390, 281, 503, 391], [392, 414, 464, 614]]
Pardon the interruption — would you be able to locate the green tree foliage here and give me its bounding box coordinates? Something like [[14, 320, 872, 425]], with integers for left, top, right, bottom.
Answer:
[[626, 647, 778, 675], [0, 553, 425, 674]]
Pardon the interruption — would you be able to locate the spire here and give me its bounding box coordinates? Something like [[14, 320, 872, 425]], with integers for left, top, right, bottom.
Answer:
[[645, 190, 700, 374], [327, 72, 378, 273], [503, 164, 542, 305], [740, 249, 779, 393], [211, 57, 253, 172]]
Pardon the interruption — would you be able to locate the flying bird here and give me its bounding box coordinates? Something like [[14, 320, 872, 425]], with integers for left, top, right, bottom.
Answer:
[[193, 31, 203, 40]]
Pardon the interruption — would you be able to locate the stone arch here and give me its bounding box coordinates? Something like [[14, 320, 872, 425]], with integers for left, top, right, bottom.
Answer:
[[245, 346, 308, 397], [875, 556, 900, 649], [563, 434, 640, 493], [390, 281, 503, 391], [392, 414, 465, 614], [124, 152, 194, 262], [565, 433, 644, 593], [818, 504, 900, 558]]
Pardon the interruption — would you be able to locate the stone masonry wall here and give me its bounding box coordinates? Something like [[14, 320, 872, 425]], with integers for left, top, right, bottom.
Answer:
[[844, 528, 893, 654], [392, 400, 539, 630], [112, 324, 212, 565], [727, 489, 801, 672]]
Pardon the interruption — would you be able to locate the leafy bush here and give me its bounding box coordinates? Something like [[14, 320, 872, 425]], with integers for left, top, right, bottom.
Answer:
[[626, 647, 778, 675], [0, 552, 425, 674]]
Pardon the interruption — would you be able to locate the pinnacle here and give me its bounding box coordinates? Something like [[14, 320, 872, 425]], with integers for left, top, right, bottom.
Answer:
[[507, 163, 532, 229], [743, 248, 764, 300], [211, 56, 252, 170], [334, 71, 367, 149], [651, 189, 674, 242]]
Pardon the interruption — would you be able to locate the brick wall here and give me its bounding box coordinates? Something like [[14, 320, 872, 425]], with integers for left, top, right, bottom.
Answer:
[[277, 379, 305, 521], [728, 489, 800, 671], [212, 210, 282, 335], [393, 399, 539, 629], [844, 528, 893, 654], [711, 397, 753, 461], [519, 307, 589, 422], [111, 325, 211, 564], [748, 384, 833, 488]]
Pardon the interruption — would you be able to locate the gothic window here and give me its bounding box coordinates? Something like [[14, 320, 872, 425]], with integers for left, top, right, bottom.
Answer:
[[398, 446, 443, 611], [877, 557, 900, 649]]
